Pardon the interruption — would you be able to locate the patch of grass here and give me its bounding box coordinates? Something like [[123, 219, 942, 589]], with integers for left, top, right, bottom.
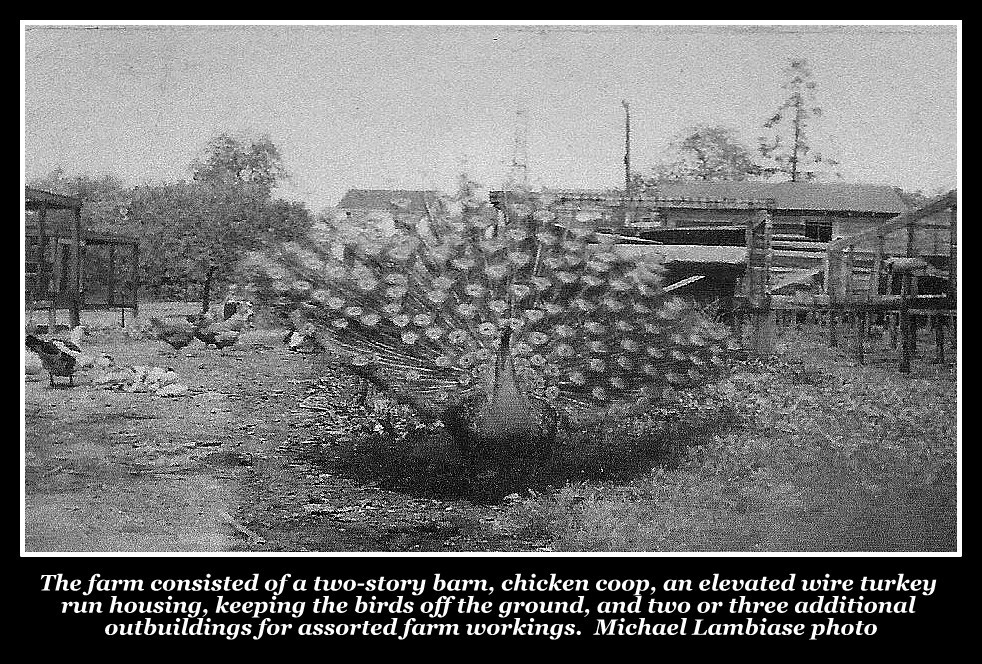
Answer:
[[496, 338, 956, 552], [325, 401, 474, 500]]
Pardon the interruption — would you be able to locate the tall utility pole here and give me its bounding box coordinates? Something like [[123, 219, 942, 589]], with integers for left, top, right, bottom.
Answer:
[[510, 105, 529, 190], [622, 100, 631, 195]]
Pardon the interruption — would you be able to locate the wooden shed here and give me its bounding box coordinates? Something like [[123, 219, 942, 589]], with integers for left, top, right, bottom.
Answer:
[[25, 186, 139, 330]]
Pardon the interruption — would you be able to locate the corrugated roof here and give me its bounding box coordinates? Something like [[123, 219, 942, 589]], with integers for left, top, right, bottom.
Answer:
[[338, 189, 441, 212], [646, 181, 908, 214]]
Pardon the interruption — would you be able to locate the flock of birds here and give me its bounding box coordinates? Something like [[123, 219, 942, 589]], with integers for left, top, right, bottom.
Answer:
[[24, 301, 256, 388], [146, 302, 255, 355]]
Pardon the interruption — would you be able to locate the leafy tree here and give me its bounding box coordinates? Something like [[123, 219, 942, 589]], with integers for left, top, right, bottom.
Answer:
[[128, 179, 312, 310], [758, 58, 840, 182], [31, 136, 310, 309], [28, 168, 132, 234], [191, 133, 287, 196], [641, 125, 762, 184]]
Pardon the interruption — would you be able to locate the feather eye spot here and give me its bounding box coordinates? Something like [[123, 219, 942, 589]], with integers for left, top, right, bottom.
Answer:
[[488, 300, 508, 315], [485, 264, 509, 281], [553, 343, 575, 358], [584, 321, 605, 335], [456, 303, 479, 318], [510, 284, 532, 300], [478, 322, 498, 337], [381, 302, 402, 316], [426, 289, 450, 304]]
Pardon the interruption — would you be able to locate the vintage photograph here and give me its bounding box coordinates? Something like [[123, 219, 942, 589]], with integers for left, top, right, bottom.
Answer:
[[22, 22, 958, 553]]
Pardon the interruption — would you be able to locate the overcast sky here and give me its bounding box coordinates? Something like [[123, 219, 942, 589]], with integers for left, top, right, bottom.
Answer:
[[23, 23, 958, 212]]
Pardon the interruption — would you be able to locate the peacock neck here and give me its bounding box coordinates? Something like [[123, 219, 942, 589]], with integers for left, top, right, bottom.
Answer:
[[480, 327, 535, 440]]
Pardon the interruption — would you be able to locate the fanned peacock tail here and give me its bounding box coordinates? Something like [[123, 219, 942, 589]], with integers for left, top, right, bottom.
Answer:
[[242, 191, 734, 450]]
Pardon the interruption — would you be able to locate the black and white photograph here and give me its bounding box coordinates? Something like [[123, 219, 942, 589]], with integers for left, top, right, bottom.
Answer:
[[22, 21, 959, 558]]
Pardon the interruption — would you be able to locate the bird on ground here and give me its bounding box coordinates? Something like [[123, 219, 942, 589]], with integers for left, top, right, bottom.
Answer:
[[25, 335, 82, 387], [147, 316, 198, 354], [244, 195, 733, 490], [192, 305, 254, 350]]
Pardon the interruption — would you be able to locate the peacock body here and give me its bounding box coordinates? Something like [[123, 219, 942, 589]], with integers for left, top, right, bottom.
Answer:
[[244, 194, 733, 486]]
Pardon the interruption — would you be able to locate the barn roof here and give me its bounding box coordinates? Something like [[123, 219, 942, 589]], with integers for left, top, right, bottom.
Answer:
[[646, 181, 908, 214], [338, 189, 441, 212]]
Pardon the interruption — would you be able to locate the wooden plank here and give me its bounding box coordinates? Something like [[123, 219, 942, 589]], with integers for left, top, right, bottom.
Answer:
[[826, 190, 957, 252]]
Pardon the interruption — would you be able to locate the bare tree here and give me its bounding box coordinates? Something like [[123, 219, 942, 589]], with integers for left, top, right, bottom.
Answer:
[[758, 58, 841, 182]]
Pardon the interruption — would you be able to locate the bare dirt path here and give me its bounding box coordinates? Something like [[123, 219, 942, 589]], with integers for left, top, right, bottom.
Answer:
[[23, 327, 537, 553]]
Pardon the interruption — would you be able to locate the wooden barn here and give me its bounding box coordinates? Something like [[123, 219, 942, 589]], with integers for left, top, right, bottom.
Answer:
[[489, 181, 953, 302], [25, 186, 139, 330]]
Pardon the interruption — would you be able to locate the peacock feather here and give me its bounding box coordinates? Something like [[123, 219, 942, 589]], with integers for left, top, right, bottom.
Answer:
[[243, 192, 733, 483]]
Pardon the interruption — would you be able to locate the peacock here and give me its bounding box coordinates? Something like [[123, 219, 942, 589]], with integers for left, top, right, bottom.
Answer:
[[243, 192, 734, 490]]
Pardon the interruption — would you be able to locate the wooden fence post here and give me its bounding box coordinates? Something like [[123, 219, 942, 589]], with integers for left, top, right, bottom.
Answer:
[[899, 275, 912, 373], [934, 313, 945, 364], [855, 307, 865, 364], [69, 205, 82, 328], [746, 207, 774, 355]]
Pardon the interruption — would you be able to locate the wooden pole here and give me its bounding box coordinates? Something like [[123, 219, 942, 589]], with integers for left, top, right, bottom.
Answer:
[[37, 201, 49, 330], [132, 243, 140, 322], [910, 275, 919, 355], [107, 243, 116, 308], [948, 204, 957, 302], [871, 233, 885, 296], [899, 275, 912, 373], [746, 209, 774, 355], [854, 307, 866, 364], [622, 100, 631, 196], [948, 204, 957, 354], [69, 205, 82, 328], [934, 313, 945, 364], [48, 210, 61, 333]]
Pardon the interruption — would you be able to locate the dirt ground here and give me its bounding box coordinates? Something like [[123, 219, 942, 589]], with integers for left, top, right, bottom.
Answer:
[[23, 321, 543, 552], [22, 310, 957, 553]]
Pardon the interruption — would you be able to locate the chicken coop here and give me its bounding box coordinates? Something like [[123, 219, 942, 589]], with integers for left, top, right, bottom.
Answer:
[[25, 186, 140, 331]]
